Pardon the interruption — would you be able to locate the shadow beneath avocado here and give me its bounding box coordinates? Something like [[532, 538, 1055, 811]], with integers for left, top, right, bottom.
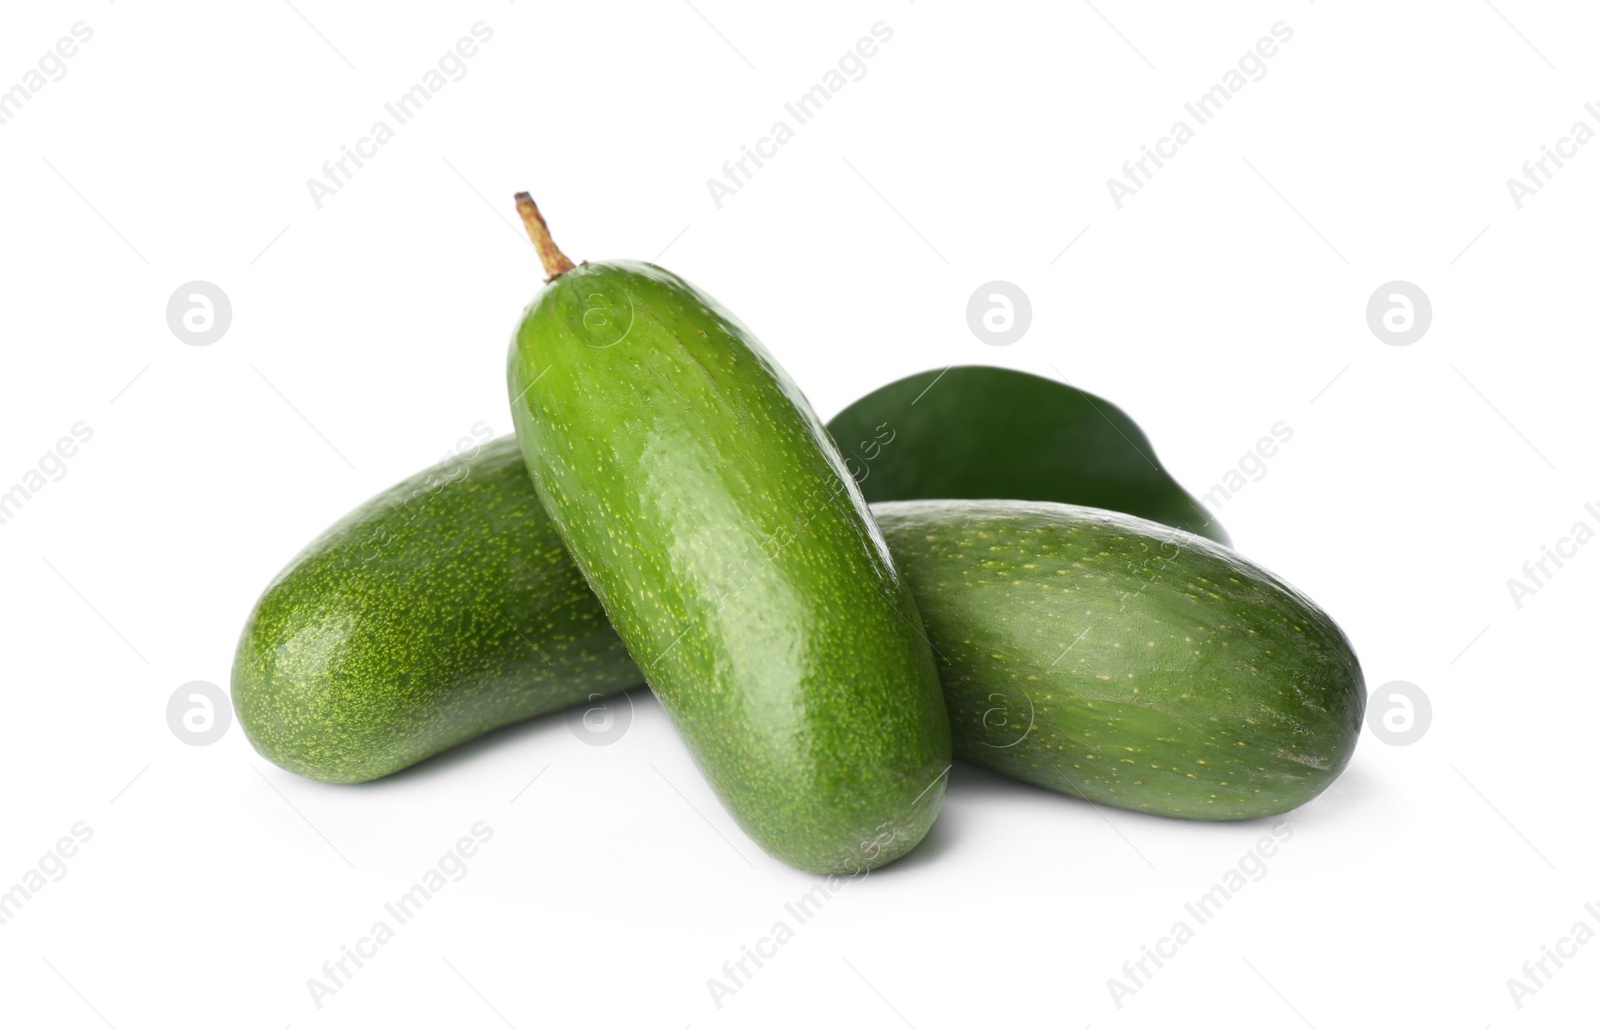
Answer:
[[951, 753, 1375, 834], [861, 807, 956, 877], [1274, 761, 1378, 827], [863, 762, 1015, 877]]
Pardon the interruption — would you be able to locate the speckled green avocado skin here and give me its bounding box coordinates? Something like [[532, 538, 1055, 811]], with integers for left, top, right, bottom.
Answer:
[[874, 499, 1365, 819], [231, 436, 639, 784], [508, 260, 951, 874], [236, 444, 1362, 820]]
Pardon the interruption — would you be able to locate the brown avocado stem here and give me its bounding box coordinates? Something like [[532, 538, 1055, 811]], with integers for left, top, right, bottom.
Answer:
[[515, 192, 576, 281]]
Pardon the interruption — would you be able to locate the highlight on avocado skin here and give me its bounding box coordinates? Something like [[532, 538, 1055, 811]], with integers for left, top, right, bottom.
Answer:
[[235, 447, 1363, 823], [231, 436, 639, 785], [232, 191, 1367, 876], [503, 194, 951, 874]]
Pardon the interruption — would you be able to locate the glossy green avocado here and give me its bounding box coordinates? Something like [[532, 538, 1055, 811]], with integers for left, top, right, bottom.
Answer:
[[875, 499, 1363, 818], [505, 208, 951, 874], [231, 435, 637, 784], [234, 443, 1363, 822]]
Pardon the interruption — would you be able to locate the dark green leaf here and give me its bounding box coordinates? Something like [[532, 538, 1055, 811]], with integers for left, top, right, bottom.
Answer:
[[826, 366, 1228, 545]]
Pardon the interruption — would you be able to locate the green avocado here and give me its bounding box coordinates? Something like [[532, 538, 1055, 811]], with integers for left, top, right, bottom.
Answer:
[[231, 435, 637, 785], [503, 197, 951, 873], [235, 445, 1362, 821], [874, 499, 1363, 819]]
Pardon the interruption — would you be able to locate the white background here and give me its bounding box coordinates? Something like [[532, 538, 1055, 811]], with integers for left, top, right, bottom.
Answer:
[[1, 1, 1595, 1025]]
